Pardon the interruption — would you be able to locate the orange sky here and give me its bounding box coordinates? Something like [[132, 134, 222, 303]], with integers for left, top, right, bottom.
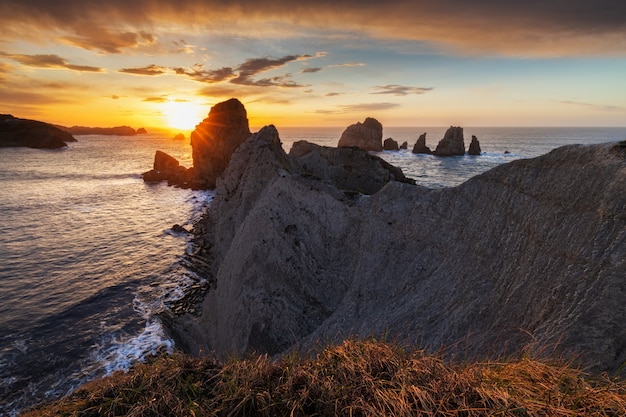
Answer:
[[1, 1, 626, 131]]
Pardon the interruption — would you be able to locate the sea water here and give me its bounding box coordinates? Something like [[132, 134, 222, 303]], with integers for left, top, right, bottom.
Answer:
[[1, 127, 624, 415]]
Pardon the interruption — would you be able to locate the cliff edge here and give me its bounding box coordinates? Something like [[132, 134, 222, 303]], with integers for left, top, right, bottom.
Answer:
[[167, 128, 625, 375]]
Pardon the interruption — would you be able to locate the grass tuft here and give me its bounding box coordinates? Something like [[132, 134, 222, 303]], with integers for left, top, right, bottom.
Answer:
[[23, 338, 626, 416]]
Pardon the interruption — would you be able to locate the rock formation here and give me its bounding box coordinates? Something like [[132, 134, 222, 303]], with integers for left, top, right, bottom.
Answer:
[[468, 135, 482, 155], [167, 130, 626, 377], [137, 127, 148, 134], [337, 117, 383, 152], [290, 140, 415, 194], [190, 98, 251, 189], [0, 114, 77, 149], [60, 125, 138, 136], [142, 150, 193, 187], [434, 126, 465, 156], [383, 138, 399, 151], [412, 133, 431, 154], [173, 133, 185, 141], [399, 141, 408, 150]]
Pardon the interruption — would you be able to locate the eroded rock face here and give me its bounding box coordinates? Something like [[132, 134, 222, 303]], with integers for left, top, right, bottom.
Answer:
[[0, 114, 76, 149], [337, 117, 383, 152], [468, 135, 482, 155], [434, 126, 465, 156], [170, 129, 626, 376], [383, 138, 399, 151], [290, 140, 415, 194], [412, 132, 432, 154], [190, 98, 251, 188]]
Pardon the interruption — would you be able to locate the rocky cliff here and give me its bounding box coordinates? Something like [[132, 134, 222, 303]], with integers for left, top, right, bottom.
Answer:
[[0, 114, 77, 148], [168, 128, 625, 376]]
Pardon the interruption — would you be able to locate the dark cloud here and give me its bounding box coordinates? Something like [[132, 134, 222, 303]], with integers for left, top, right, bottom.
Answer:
[[119, 64, 167, 76], [180, 65, 236, 83], [0, 52, 103, 72], [2, 1, 624, 56], [302, 67, 322, 73], [59, 26, 156, 54], [232, 55, 311, 86], [372, 85, 434, 96]]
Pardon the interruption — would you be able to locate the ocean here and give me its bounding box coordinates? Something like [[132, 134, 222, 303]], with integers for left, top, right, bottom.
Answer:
[[1, 126, 625, 415]]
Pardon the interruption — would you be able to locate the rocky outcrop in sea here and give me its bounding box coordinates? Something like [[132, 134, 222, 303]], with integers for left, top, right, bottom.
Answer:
[[165, 123, 625, 376], [412, 132, 432, 154], [338, 117, 383, 151], [0, 114, 77, 149], [434, 126, 465, 156]]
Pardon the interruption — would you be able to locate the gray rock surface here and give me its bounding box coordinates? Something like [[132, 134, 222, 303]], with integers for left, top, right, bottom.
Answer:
[[190, 98, 251, 188], [412, 133, 432, 154], [0, 114, 76, 149], [434, 126, 465, 156], [337, 117, 383, 152], [169, 129, 626, 376]]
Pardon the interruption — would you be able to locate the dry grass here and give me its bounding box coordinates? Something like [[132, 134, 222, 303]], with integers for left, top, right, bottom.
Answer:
[[23, 339, 626, 416]]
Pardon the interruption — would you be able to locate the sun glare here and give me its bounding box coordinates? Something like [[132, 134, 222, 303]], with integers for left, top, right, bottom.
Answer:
[[163, 101, 206, 131]]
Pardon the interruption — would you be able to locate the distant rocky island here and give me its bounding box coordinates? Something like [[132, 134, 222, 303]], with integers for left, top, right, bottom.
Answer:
[[58, 125, 147, 136], [146, 98, 625, 378], [0, 114, 77, 149]]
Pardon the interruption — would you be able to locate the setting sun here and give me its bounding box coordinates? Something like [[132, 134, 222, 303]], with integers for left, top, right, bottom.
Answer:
[[163, 101, 207, 131]]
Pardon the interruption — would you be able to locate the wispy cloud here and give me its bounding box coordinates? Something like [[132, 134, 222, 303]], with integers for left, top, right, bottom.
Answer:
[[59, 26, 157, 54], [0, 52, 103, 72], [119, 65, 168, 76], [315, 102, 400, 114], [558, 100, 625, 112], [301, 67, 322, 73], [372, 85, 434, 96], [143, 96, 169, 103], [329, 62, 366, 68]]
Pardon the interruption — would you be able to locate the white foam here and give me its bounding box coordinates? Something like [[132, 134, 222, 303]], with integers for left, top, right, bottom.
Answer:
[[93, 318, 174, 376]]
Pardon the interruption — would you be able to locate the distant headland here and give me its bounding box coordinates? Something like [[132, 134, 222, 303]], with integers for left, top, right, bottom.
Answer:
[[57, 125, 147, 136], [0, 114, 77, 149]]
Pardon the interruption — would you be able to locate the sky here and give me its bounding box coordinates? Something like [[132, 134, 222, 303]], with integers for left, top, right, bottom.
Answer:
[[1, 0, 626, 131]]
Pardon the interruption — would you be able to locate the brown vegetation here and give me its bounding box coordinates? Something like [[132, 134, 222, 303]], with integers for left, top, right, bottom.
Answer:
[[24, 339, 626, 416]]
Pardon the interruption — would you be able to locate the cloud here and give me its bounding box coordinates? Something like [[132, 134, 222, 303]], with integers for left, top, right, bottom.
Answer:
[[231, 55, 311, 86], [119, 64, 168, 76], [0, 52, 103, 72], [329, 62, 367, 68], [59, 25, 157, 54], [315, 102, 400, 114], [143, 96, 169, 103], [558, 100, 625, 112], [302, 67, 322, 73], [2, 1, 624, 57], [372, 85, 434, 96]]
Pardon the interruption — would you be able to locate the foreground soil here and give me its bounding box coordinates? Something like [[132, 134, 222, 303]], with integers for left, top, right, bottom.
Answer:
[[24, 339, 625, 416]]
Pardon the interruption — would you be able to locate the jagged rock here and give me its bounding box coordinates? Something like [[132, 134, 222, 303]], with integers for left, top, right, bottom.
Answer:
[[412, 133, 432, 154], [0, 114, 76, 149], [190, 98, 251, 189], [173, 133, 185, 141], [434, 126, 465, 156], [468, 135, 482, 155], [337, 117, 383, 152], [290, 140, 415, 194], [400, 141, 408, 150], [168, 134, 626, 376], [142, 150, 192, 187], [383, 138, 399, 151]]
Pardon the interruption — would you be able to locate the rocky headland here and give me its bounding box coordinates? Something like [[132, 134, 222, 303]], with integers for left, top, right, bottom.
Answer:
[[0, 114, 77, 149], [165, 117, 625, 376], [59, 125, 144, 136]]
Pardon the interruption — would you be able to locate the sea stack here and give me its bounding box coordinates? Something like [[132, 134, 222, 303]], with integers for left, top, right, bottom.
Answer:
[[190, 98, 251, 189], [338, 117, 383, 152], [412, 133, 432, 154], [434, 126, 465, 156], [468, 135, 482, 155]]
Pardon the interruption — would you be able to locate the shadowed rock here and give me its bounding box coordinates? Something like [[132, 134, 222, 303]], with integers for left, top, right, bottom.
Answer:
[[338, 117, 383, 152], [60, 125, 138, 136], [142, 150, 193, 187], [190, 98, 251, 189], [0, 114, 76, 149], [412, 132, 432, 154], [434, 126, 465, 156], [383, 138, 399, 151], [168, 130, 626, 376], [468, 135, 482, 155], [400, 141, 408, 150]]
